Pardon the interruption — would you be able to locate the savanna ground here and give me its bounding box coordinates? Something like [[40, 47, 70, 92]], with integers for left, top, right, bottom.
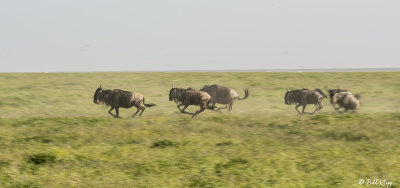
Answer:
[[0, 72, 399, 187]]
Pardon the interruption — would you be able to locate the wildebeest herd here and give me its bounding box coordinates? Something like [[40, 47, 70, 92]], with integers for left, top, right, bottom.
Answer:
[[93, 84, 361, 118]]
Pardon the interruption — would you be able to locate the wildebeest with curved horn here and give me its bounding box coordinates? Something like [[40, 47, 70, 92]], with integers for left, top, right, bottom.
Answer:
[[93, 85, 156, 118], [326, 86, 360, 113], [169, 85, 215, 117], [200, 84, 249, 111], [284, 88, 327, 115]]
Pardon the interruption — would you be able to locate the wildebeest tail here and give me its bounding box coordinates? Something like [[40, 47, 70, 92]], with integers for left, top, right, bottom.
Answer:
[[238, 89, 249, 100], [314, 88, 327, 98], [143, 98, 156, 107]]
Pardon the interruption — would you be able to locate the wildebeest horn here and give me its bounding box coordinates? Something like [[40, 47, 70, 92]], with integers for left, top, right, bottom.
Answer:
[[286, 88, 289, 91], [172, 85, 174, 88], [99, 84, 102, 89]]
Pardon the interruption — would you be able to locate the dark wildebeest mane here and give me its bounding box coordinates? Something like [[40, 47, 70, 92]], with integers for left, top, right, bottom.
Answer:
[[325, 87, 348, 104], [169, 86, 214, 117], [284, 88, 327, 115], [169, 87, 189, 104], [200, 84, 249, 111], [93, 85, 156, 118], [284, 88, 308, 105], [94, 88, 115, 107]]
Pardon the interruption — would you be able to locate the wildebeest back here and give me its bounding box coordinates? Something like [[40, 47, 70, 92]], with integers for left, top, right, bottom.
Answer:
[[186, 90, 211, 106], [200, 84, 237, 104]]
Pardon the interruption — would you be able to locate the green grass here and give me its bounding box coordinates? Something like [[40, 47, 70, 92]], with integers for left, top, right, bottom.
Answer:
[[0, 72, 399, 187]]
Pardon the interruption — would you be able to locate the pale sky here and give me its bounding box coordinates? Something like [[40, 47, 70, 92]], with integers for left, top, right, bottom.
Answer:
[[1, 0, 399, 72]]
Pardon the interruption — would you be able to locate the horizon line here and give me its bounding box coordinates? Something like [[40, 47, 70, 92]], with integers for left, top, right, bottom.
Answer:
[[1, 67, 400, 73]]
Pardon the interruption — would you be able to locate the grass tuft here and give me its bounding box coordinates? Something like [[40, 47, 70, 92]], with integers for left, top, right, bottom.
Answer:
[[26, 152, 57, 165], [150, 139, 178, 148], [215, 141, 234, 146]]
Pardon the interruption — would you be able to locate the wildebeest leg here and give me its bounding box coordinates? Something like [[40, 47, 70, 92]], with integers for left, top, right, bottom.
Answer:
[[177, 104, 183, 111], [192, 106, 205, 118], [139, 106, 146, 116], [216, 104, 228, 111], [313, 102, 323, 114], [210, 103, 223, 113], [302, 104, 307, 114], [314, 104, 320, 110], [295, 104, 302, 115], [178, 104, 193, 115], [132, 106, 141, 117], [211, 103, 222, 113], [115, 107, 120, 118], [334, 106, 344, 113], [108, 107, 119, 118], [211, 103, 217, 110], [334, 106, 343, 112], [311, 104, 319, 114], [228, 102, 233, 111], [193, 100, 209, 117], [302, 104, 313, 114]]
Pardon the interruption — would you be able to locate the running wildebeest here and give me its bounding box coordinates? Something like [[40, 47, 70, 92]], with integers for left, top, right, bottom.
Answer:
[[325, 86, 348, 105], [93, 85, 156, 118], [284, 88, 327, 115], [169, 86, 214, 117], [326, 87, 360, 113], [200, 84, 249, 111]]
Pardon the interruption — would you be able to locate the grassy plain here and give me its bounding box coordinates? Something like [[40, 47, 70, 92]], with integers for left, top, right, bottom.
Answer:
[[0, 72, 399, 187]]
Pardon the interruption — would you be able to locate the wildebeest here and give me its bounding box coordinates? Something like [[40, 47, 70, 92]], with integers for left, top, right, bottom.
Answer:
[[284, 88, 327, 115], [200, 84, 249, 111], [326, 87, 360, 113], [169, 86, 214, 117], [93, 85, 156, 118], [325, 87, 348, 105]]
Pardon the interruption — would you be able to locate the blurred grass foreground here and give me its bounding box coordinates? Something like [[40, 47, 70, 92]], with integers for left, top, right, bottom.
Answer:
[[0, 72, 399, 187]]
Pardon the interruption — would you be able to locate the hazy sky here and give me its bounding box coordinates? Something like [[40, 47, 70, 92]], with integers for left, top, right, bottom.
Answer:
[[1, 0, 399, 72]]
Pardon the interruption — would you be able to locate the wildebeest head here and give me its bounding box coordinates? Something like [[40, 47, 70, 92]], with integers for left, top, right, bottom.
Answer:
[[354, 93, 361, 100], [284, 88, 290, 104], [93, 85, 103, 104], [326, 87, 348, 104], [284, 88, 304, 105], [169, 85, 177, 102]]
